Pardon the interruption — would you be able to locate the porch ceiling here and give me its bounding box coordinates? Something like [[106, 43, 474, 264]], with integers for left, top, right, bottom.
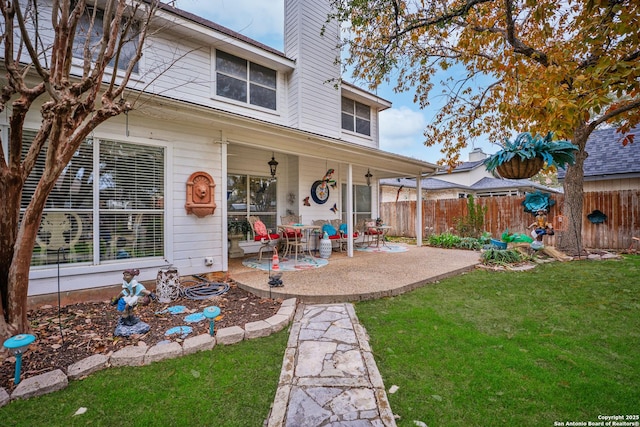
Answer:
[[134, 94, 439, 179]]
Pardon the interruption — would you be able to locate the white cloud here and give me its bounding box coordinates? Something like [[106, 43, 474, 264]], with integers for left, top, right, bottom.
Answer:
[[379, 106, 426, 149]]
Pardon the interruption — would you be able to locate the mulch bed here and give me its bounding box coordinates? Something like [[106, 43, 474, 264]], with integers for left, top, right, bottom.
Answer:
[[0, 277, 282, 393]]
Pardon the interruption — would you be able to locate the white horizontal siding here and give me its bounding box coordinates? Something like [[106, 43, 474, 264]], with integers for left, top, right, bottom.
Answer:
[[296, 158, 343, 224], [285, 0, 341, 137], [26, 108, 226, 296]]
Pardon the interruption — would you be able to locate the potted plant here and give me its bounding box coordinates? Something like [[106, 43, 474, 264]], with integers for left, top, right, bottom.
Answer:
[[228, 219, 251, 258], [484, 132, 578, 179]]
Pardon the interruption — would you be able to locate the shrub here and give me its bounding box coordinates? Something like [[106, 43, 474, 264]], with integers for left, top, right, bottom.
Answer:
[[454, 195, 487, 238], [428, 232, 462, 248], [481, 248, 525, 265], [457, 237, 482, 250]]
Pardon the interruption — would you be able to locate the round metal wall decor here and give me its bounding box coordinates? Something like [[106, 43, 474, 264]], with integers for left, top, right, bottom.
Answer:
[[310, 180, 330, 204]]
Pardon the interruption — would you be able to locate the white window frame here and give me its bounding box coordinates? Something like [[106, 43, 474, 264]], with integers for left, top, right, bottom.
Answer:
[[214, 50, 277, 111], [341, 97, 371, 136]]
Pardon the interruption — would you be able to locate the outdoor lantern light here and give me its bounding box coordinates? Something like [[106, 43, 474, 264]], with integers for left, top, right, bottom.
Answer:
[[365, 169, 373, 186], [268, 153, 279, 177], [3, 333, 36, 384]]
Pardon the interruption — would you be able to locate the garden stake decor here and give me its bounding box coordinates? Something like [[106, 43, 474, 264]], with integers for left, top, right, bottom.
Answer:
[[484, 132, 578, 179], [203, 306, 221, 336], [3, 334, 36, 384]]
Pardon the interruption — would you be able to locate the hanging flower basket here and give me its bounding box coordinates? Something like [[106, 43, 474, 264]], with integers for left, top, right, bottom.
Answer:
[[496, 156, 544, 179], [485, 132, 579, 180]]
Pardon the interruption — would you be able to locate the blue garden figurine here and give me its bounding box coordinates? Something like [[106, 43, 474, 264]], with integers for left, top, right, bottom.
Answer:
[[111, 268, 156, 326]]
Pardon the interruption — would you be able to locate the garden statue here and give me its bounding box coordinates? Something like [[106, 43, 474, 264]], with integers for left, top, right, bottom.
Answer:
[[111, 269, 156, 335], [528, 208, 555, 243]]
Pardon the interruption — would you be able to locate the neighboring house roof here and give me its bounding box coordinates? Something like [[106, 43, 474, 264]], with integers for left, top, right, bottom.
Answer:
[[380, 176, 559, 193], [557, 127, 640, 180], [437, 159, 485, 174], [470, 177, 561, 193]]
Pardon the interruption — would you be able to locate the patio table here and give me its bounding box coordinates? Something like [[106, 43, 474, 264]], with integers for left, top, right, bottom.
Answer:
[[278, 224, 321, 262]]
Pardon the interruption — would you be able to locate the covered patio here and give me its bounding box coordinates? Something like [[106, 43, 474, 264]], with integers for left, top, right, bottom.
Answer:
[[230, 245, 481, 303]]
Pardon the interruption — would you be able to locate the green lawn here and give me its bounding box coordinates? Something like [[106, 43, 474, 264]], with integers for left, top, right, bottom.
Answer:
[[2, 256, 638, 427], [0, 331, 288, 427], [355, 255, 640, 426]]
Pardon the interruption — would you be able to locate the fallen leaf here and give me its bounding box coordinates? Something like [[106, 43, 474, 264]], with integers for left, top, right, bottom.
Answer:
[[73, 407, 87, 416]]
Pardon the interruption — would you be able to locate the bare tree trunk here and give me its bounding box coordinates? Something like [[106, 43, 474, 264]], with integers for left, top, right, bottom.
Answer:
[[0, 171, 23, 336], [557, 125, 591, 256]]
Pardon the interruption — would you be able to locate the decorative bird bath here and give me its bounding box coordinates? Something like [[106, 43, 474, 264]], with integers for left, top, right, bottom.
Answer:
[[203, 306, 221, 336], [3, 334, 36, 384]]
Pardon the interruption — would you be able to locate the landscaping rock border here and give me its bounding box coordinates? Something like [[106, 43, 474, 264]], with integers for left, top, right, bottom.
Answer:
[[0, 298, 297, 406]]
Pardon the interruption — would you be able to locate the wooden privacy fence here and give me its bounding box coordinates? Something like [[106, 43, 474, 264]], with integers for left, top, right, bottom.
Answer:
[[380, 190, 640, 250]]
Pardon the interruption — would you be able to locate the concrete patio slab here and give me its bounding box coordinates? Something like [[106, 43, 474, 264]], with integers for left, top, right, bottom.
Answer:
[[232, 245, 480, 303]]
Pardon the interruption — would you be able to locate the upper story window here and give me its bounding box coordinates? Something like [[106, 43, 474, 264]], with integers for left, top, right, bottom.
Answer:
[[72, 7, 139, 73], [341, 97, 371, 136], [215, 50, 277, 110]]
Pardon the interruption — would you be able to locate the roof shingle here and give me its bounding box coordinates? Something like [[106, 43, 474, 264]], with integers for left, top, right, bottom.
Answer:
[[557, 127, 640, 179]]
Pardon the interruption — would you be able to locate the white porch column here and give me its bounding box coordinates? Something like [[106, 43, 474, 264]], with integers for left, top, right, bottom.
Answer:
[[347, 164, 354, 257], [416, 173, 423, 247], [220, 137, 229, 271]]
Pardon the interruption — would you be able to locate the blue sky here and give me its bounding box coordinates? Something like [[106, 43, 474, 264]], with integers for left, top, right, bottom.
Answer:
[[173, 0, 498, 164]]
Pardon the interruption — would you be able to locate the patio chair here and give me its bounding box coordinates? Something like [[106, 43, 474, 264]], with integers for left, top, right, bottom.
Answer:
[[248, 216, 280, 260], [280, 214, 303, 238], [360, 218, 383, 247], [279, 225, 305, 261], [337, 223, 359, 252]]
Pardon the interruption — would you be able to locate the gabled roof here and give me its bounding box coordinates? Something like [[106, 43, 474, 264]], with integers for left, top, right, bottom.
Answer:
[[557, 127, 640, 180]]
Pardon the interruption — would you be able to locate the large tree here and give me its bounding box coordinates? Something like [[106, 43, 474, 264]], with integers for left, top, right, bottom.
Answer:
[[330, 0, 640, 254], [0, 0, 159, 340]]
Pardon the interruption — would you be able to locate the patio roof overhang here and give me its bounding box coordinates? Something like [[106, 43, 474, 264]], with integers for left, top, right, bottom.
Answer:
[[136, 94, 439, 179]]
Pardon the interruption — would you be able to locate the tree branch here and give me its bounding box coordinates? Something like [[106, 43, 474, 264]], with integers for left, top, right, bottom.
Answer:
[[590, 98, 640, 130]]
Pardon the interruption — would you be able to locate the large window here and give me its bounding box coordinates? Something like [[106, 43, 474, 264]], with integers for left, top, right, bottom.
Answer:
[[98, 141, 164, 262], [73, 7, 140, 73], [227, 174, 277, 234], [341, 183, 372, 225], [341, 97, 371, 136], [21, 133, 164, 266], [216, 50, 277, 110]]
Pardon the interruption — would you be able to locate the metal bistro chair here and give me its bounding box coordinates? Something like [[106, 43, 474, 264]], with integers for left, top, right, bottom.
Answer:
[[278, 224, 304, 261], [248, 216, 280, 261]]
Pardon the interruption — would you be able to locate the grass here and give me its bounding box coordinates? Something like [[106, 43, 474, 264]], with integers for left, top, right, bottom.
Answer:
[[355, 255, 640, 426], [0, 330, 288, 426], [2, 256, 639, 426]]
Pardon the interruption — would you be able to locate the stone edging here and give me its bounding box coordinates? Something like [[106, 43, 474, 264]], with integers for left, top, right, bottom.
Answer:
[[0, 298, 297, 407]]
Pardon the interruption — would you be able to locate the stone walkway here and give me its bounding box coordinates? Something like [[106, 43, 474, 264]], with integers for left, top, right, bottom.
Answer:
[[266, 303, 396, 426]]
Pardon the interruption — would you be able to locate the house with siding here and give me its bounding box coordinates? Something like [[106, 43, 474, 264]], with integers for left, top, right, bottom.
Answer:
[[4, 0, 437, 300], [557, 127, 640, 192], [380, 148, 559, 202]]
